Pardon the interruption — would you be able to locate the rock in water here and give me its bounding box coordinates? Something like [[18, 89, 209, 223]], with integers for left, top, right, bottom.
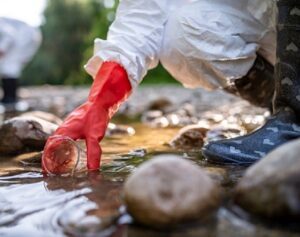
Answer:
[[21, 111, 63, 125], [205, 124, 246, 142], [106, 123, 135, 136], [234, 139, 300, 220], [0, 117, 58, 155], [146, 98, 173, 112], [169, 124, 209, 149], [124, 155, 220, 228]]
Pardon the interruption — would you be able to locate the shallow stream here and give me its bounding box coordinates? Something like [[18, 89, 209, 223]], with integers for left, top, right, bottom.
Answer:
[[0, 122, 299, 237]]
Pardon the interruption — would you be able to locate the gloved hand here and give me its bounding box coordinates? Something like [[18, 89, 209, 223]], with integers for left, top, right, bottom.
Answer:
[[42, 62, 132, 173]]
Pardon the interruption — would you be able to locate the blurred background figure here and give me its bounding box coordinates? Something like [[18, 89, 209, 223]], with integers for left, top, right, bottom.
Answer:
[[0, 17, 41, 110]]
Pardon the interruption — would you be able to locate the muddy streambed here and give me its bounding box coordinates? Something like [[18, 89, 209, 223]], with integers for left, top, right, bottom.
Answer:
[[0, 123, 298, 237]]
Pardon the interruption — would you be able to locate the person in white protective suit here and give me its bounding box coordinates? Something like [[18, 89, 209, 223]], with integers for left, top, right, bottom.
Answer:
[[43, 0, 300, 173], [0, 17, 41, 105], [86, 0, 276, 103]]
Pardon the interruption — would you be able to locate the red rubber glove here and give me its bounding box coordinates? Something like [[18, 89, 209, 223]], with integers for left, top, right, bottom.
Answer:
[[42, 62, 132, 173]]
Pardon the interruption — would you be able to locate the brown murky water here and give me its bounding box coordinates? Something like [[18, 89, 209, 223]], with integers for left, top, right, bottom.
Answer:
[[0, 123, 299, 237]]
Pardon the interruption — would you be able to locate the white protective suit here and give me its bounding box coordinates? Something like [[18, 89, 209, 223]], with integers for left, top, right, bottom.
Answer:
[[85, 0, 276, 90], [0, 17, 41, 78]]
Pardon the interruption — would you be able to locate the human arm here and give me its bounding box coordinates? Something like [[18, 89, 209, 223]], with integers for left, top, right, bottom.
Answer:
[[43, 0, 186, 173], [42, 62, 131, 172], [85, 0, 187, 87]]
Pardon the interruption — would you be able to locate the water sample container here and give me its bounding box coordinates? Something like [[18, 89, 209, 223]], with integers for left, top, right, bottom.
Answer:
[[42, 135, 86, 175]]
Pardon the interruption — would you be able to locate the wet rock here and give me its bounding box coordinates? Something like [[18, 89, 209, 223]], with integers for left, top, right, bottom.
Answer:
[[165, 113, 181, 127], [239, 114, 266, 132], [234, 139, 300, 220], [217, 208, 300, 237], [169, 121, 246, 150], [204, 167, 228, 186], [17, 152, 42, 167], [128, 222, 216, 237], [150, 117, 170, 128], [47, 96, 67, 117], [141, 110, 163, 123], [128, 148, 147, 157], [147, 98, 173, 112], [0, 117, 58, 155], [169, 124, 209, 149], [174, 102, 196, 117], [205, 124, 246, 142], [141, 110, 169, 128], [141, 102, 198, 128], [201, 112, 225, 124], [166, 103, 199, 127], [124, 155, 221, 228], [21, 111, 63, 125], [106, 123, 135, 136]]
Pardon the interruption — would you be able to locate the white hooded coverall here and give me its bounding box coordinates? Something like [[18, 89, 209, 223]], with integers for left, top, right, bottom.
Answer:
[[0, 17, 41, 78], [85, 0, 276, 90]]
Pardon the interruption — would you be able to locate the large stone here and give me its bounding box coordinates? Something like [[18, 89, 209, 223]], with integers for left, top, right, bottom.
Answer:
[[234, 139, 300, 220], [0, 116, 58, 155], [217, 208, 300, 237], [124, 155, 220, 228]]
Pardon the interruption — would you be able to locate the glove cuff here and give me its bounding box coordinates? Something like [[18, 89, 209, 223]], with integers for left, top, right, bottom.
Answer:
[[89, 61, 132, 103], [88, 61, 132, 118]]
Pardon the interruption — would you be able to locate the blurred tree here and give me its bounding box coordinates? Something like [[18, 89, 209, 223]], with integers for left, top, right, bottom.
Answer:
[[22, 0, 95, 85], [72, 0, 117, 85], [81, 0, 176, 85], [22, 0, 176, 86]]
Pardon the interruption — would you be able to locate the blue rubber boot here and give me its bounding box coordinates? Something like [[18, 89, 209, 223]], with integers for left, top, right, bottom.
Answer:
[[203, 0, 300, 166]]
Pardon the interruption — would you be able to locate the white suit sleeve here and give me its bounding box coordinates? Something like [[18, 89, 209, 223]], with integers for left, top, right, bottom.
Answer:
[[85, 0, 186, 88]]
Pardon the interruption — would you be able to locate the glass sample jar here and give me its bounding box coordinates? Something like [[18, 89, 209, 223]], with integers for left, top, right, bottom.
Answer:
[[42, 135, 86, 175]]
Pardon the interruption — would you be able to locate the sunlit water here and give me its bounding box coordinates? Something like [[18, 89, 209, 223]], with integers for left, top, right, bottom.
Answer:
[[0, 123, 299, 237]]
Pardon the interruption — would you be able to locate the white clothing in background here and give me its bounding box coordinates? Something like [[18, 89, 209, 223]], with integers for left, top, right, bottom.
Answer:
[[0, 17, 41, 78]]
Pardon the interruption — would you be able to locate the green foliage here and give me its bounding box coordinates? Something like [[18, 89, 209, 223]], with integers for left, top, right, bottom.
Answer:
[[142, 64, 177, 85], [22, 0, 176, 86], [22, 0, 94, 85], [76, 0, 117, 85]]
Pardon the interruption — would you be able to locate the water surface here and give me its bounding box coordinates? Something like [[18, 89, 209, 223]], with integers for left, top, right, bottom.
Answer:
[[0, 123, 299, 237]]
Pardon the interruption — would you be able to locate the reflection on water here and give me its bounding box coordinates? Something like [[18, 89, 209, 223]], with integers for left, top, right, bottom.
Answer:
[[0, 123, 178, 237], [0, 171, 124, 237], [0, 123, 299, 237]]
